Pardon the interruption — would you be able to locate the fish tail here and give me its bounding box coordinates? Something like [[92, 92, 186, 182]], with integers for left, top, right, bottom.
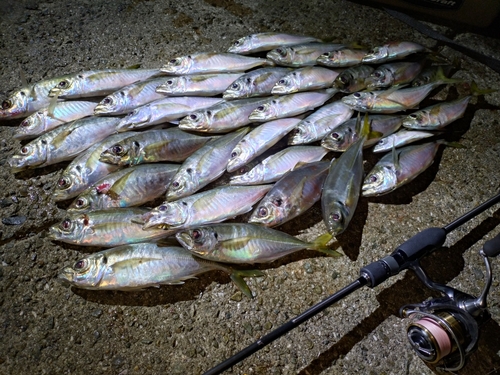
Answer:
[[310, 233, 342, 257], [230, 269, 265, 299], [437, 140, 466, 149], [470, 81, 497, 96], [359, 113, 371, 139], [348, 41, 368, 50], [435, 65, 463, 85]]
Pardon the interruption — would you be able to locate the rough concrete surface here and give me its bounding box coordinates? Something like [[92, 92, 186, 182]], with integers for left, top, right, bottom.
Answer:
[[1, 1, 500, 374]]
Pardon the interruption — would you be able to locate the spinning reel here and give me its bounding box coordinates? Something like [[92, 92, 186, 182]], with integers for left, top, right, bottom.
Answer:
[[401, 235, 499, 372]]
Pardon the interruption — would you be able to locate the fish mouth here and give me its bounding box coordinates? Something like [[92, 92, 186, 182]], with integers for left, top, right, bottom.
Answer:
[[139, 213, 172, 231], [175, 231, 194, 250], [56, 267, 75, 286], [94, 104, 114, 115]]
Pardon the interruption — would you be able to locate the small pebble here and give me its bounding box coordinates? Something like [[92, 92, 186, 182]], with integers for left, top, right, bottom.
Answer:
[[2, 216, 27, 225], [91, 309, 103, 318]]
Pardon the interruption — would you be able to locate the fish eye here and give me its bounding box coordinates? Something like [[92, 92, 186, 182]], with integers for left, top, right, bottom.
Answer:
[[330, 132, 340, 140], [74, 259, 87, 270], [353, 92, 361, 98], [57, 80, 69, 88], [409, 114, 417, 119], [230, 150, 239, 158], [231, 83, 240, 89], [233, 39, 242, 46], [75, 197, 87, 208], [57, 177, 71, 189], [20, 119, 30, 127], [102, 97, 112, 105], [257, 207, 268, 217], [20, 146, 30, 155], [373, 71, 383, 78], [257, 105, 264, 111], [189, 114, 198, 120], [2, 100, 12, 110], [170, 58, 178, 64], [111, 145, 124, 155], [158, 204, 168, 211], [277, 48, 287, 57], [278, 79, 286, 84], [330, 212, 341, 222], [246, 78, 252, 84], [166, 79, 173, 85], [61, 219, 72, 230], [369, 175, 378, 183], [192, 229, 203, 241]]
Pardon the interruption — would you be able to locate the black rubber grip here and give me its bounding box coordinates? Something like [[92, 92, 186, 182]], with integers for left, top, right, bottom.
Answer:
[[483, 232, 500, 257]]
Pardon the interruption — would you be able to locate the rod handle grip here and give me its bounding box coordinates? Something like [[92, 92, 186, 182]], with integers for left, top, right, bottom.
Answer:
[[483, 232, 500, 257]]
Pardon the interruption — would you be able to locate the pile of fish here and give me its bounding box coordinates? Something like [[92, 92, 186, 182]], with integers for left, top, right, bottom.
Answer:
[[1, 32, 478, 298]]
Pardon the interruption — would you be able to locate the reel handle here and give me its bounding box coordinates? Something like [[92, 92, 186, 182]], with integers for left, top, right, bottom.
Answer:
[[482, 232, 500, 258]]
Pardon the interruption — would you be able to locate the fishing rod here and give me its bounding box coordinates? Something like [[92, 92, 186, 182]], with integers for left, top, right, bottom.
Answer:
[[203, 191, 500, 375]]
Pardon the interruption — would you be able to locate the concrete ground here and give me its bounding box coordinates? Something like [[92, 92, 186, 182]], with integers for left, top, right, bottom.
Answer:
[[1, 1, 500, 374]]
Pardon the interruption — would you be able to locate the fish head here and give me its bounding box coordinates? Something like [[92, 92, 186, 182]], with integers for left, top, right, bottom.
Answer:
[[288, 121, 317, 145], [366, 68, 391, 89], [334, 71, 355, 91], [248, 101, 276, 121], [362, 165, 397, 196], [161, 56, 193, 75], [321, 127, 353, 152], [341, 92, 374, 112], [142, 201, 188, 230], [67, 190, 97, 212], [99, 141, 135, 166], [14, 111, 46, 140], [227, 35, 253, 53], [324, 200, 349, 236], [8, 139, 48, 173], [57, 253, 107, 288], [362, 45, 389, 63], [157, 77, 186, 94], [267, 47, 294, 65], [229, 164, 263, 185], [53, 172, 79, 201], [49, 75, 83, 98], [175, 227, 218, 256], [226, 141, 254, 173], [48, 213, 92, 244], [248, 196, 286, 227], [116, 106, 152, 131], [95, 92, 126, 114], [166, 169, 198, 200], [318, 50, 345, 66], [179, 111, 210, 131], [271, 73, 298, 94], [223, 77, 252, 99], [402, 111, 431, 129], [0, 88, 30, 119]]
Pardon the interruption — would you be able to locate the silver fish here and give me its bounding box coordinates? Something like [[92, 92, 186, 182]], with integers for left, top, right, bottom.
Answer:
[[0, 76, 64, 119], [156, 73, 244, 96], [402, 96, 471, 130], [321, 115, 404, 152], [8, 116, 120, 173], [267, 43, 346, 67], [365, 61, 425, 89], [53, 132, 135, 202], [223, 67, 291, 99], [248, 89, 336, 122], [94, 77, 167, 115], [57, 243, 263, 298], [67, 163, 179, 211], [14, 100, 97, 140], [373, 129, 436, 153], [316, 47, 368, 67], [362, 141, 448, 196], [99, 128, 212, 166], [48, 208, 171, 247], [48, 69, 162, 98], [271, 66, 340, 94], [228, 32, 322, 54], [160, 53, 272, 75], [229, 145, 329, 185], [249, 161, 329, 227], [141, 185, 272, 230], [341, 82, 439, 113], [322, 115, 369, 236], [411, 65, 460, 87], [178, 97, 268, 133], [362, 41, 427, 64], [288, 100, 353, 145], [226, 118, 301, 173], [116, 96, 223, 131], [166, 127, 249, 201], [175, 223, 339, 264]]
